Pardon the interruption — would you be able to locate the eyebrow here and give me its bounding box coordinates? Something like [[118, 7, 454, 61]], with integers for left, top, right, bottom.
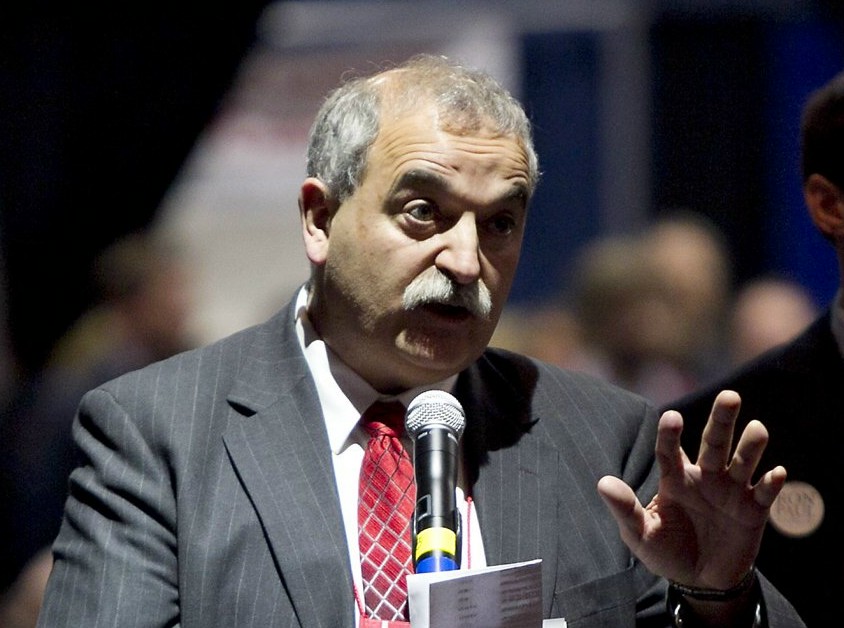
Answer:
[[389, 168, 530, 204], [388, 169, 448, 196]]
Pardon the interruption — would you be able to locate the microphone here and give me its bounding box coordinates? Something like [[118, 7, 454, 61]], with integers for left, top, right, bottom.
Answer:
[[405, 390, 466, 573]]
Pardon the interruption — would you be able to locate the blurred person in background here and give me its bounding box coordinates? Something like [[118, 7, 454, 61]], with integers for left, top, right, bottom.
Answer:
[[519, 211, 732, 408], [0, 549, 52, 628], [642, 210, 734, 386], [665, 69, 844, 627], [490, 301, 584, 369], [728, 277, 818, 368], [0, 230, 196, 626], [562, 233, 698, 406]]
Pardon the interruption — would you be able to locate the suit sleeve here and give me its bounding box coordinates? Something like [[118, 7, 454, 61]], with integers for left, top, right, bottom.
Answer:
[[37, 387, 180, 628], [758, 574, 806, 628]]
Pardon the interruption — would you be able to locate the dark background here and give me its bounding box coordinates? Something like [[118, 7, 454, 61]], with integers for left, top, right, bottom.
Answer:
[[1, 1, 843, 384], [0, 3, 271, 380]]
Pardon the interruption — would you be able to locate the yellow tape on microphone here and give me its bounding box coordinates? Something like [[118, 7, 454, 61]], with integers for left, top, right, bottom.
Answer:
[[414, 527, 457, 562]]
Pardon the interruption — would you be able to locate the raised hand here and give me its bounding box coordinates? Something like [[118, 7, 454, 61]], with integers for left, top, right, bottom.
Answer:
[[597, 390, 787, 590]]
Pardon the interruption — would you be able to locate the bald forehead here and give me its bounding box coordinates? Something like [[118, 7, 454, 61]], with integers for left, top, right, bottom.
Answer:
[[371, 69, 487, 132]]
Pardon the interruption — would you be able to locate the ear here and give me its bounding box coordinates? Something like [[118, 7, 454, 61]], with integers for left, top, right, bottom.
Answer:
[[299, 177, 335, 266], [804, 173, 844, 241]]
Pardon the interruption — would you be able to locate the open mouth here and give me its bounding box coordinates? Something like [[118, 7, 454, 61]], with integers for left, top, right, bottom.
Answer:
[[420, 302, 473, 320]]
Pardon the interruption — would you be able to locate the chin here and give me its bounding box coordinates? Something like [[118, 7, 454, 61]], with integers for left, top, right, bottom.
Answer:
[[396, 333, 484, 380]]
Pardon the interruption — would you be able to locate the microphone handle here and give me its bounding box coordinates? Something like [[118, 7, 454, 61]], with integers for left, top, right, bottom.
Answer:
[[412, 426, 461, 573]]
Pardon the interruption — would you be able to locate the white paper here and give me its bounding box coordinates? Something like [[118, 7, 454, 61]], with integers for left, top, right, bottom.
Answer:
[[407, 559, 564, 628]]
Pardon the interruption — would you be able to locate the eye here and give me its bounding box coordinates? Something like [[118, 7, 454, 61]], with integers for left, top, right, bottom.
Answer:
[[405, 199, 439, 223], [486, 213, 517, 236]]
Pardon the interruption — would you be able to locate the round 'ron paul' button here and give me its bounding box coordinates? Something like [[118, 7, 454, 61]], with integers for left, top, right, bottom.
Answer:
[[768, 480, 824, 538]]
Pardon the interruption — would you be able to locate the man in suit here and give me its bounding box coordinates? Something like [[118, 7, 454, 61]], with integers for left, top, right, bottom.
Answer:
[[665, 70, 844, 627], [37, 55, 803, 627]]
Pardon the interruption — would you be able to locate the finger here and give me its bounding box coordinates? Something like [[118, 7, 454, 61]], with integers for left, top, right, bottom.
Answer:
[[727, 419, 769, 485], [597, 475, 646, 544], [654, 410, 688, 481], [753, 465, 788, 509], [696, 390, 741, 472]]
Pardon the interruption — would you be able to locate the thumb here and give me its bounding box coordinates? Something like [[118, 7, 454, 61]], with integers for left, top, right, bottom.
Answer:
[[597, 475, 646, 543]]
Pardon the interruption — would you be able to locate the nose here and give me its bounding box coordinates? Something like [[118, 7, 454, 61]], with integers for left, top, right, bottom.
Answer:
[[434, 213, 481, 285]]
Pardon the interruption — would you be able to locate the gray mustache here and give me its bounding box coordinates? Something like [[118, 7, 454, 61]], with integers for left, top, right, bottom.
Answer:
[[402, 269, 492, 319]]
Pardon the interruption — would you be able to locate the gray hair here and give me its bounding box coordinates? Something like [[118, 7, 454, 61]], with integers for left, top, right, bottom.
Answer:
[[306, 54, 540, 204]]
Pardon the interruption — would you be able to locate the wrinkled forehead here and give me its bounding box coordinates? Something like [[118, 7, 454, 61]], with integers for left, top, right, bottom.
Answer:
[[362, 67, 535, 196], [364, 118, 533, 215]]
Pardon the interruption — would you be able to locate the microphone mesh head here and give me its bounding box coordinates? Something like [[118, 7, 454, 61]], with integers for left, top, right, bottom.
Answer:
[[405, 390, 466, 438]]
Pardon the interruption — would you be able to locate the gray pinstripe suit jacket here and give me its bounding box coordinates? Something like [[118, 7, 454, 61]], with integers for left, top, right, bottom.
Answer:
[[37, 297, 805, 627]]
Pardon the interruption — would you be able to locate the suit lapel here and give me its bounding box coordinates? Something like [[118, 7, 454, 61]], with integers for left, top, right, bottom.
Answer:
[[222, 305, 355, 628], [456, 353, 562, 616], [470, 432, 562, 616]]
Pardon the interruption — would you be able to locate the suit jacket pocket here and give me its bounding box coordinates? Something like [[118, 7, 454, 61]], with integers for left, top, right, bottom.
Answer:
[[550, 564, 654, 628]]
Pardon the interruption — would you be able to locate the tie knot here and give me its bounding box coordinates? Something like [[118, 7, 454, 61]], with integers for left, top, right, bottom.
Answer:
[[361, 401, 406, 438]]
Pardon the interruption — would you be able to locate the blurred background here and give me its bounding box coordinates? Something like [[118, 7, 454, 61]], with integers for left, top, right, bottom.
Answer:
[[1, 2, 843, 622], [1, 0, 843, 396]]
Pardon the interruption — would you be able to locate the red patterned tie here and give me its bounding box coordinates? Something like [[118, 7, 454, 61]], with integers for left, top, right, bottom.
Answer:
[[358, 401, 415, 621]]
